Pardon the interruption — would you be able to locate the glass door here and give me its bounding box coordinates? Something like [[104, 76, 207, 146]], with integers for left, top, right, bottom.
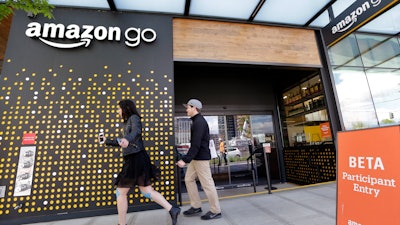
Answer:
[[175, 113, 277, 190]]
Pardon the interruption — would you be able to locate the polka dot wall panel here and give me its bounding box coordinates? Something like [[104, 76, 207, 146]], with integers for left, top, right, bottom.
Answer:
[[0, 9, 175, 223]]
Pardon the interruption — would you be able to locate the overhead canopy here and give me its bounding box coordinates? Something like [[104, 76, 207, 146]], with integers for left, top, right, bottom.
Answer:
[[45, 0, 399, 35]]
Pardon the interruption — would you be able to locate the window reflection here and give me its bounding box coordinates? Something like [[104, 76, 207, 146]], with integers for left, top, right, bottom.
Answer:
[[332, 67, 378, 130], [174, 114, 277, 186], [356, 34, 400, 68], [250, 115, 275, 148], [329, 33, 400, 130], [328, 34, 363, 67], [366, 69, 400, 126], [174, 115, 275, 160]]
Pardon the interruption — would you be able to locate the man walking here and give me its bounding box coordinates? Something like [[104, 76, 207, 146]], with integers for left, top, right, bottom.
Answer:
[[176, 99, 222, 220]]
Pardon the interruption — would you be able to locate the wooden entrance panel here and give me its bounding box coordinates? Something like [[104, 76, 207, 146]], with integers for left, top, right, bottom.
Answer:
[[173, 18, 322, 67]]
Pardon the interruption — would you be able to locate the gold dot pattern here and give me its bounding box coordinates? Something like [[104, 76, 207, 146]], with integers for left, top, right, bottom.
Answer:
[[283, 146, 336, 184], [0, 59, 176, 218]]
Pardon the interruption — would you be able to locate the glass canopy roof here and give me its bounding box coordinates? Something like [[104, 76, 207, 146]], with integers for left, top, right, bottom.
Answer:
[[44, 0, 398, 35]]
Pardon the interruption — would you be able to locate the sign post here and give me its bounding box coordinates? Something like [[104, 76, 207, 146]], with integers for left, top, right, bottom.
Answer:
[[262, 143, 276, 193], [337, 126, 400, 225]]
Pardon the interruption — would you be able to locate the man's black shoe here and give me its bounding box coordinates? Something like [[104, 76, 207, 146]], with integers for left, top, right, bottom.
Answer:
[[183, 207, 202, 216], [169, 206, 181, 225], [200, 211, 222, 220]]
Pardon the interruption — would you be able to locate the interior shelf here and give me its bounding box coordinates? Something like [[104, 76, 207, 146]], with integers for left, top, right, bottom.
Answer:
[[280, 74, 331, 147]]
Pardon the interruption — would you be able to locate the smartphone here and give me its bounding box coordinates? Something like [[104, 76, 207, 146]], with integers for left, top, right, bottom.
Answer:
[[99, 132, 105, 144]]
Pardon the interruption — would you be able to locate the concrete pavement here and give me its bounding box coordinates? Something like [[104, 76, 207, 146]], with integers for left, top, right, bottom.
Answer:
[[23, 181, 337, 225]]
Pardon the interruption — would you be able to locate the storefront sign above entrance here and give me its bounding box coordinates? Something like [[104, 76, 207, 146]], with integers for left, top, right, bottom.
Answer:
[[322, 0, 399, 46], [25, 22, 157, 48]]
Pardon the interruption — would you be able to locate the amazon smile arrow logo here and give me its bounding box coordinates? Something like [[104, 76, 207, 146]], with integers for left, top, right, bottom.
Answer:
[[26, 22, 157, 49], [39, 37, 91, 48], [330, 0, 382, 35]]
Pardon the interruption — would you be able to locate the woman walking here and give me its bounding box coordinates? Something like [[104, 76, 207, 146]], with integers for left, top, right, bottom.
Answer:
[[99, 99, 180, 225]]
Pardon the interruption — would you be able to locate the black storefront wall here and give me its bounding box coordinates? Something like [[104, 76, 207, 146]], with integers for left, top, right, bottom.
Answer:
[[0, 9, 175, 225]]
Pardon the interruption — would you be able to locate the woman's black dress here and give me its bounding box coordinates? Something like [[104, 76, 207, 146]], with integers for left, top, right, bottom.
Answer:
[[114, 150, 160, 187]]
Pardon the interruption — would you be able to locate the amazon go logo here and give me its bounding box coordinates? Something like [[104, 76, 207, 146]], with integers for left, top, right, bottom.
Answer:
[[25, 22, 157, 49]]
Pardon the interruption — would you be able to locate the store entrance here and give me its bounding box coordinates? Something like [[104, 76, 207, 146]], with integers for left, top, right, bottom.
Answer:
[[174, 62, 322, 193], [175, 113, 279, 189]]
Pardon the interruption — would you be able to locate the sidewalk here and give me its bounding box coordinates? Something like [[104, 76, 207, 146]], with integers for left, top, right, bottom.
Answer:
[[24, 181, 337, 225]]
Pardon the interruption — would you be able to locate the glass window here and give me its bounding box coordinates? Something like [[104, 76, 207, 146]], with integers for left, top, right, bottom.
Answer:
[[356, 34, 400, 68], [366, 68, 400, 126], [280, 74, 331, 146], [328, 34, 363, 67], [328, 2, 400, 131], [329, 32, 400, 130], [250, 115, 275, 148], [332, 67, 379, 130]]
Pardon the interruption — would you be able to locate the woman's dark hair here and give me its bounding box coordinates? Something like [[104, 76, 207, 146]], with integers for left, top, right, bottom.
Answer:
[[118, 99, 141, 122]]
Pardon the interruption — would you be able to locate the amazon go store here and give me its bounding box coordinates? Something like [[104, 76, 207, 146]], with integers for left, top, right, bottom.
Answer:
[[0, 1, 400, 225]]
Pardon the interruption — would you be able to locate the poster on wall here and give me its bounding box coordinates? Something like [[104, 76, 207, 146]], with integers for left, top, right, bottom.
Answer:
[[13, 133, 37, 197], [14, 146, 36, 197], [337, 126, 400, 225]]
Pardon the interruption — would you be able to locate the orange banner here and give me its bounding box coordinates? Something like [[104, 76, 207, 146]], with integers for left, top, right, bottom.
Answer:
[[337, 126, 400, 225]]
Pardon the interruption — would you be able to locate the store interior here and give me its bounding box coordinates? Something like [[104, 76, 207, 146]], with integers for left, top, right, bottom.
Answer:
[[173, 62, 326, 191]]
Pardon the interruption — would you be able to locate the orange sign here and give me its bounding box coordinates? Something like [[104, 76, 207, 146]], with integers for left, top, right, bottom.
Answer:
[[22, 133, 36, 145], [319, 122, 331, 138], [262, 143, 271, 153], [337, 126, 400, 225]]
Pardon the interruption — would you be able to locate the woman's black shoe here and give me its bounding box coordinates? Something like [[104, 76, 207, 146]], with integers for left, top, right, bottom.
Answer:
[[169, 206, 181, 225]]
